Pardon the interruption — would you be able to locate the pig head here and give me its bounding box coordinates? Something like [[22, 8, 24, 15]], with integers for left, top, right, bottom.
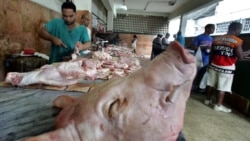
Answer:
[[23, 41, 196, 141]]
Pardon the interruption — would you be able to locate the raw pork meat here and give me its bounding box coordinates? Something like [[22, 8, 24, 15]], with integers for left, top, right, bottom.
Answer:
[[92, 51, 113, 60], [23, 41, 196, 141], [5, 58, 98, 86], [5, 56, 141, 86]]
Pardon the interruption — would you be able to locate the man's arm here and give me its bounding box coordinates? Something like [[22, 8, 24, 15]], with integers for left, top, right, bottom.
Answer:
[[38, 24, 53, 41], [235, 44, 243, 60], [75, 41, 91, 51], [242, 49, 250, 58], [38, 23, 67, 48]]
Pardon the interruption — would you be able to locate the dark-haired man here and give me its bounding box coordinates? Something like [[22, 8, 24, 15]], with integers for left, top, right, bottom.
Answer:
[[205, 22, 243, 113], [161, 33, 170, 50], [190, 24, 215, 92], [191, 24, 215, 66], [38, 1, 90, 63], [151, 34, 163, 60]]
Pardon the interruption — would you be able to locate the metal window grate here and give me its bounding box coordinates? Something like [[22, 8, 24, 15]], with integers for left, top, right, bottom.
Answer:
[[243, 18, 250, 32], [113, 14, 168, 34], [215, 20, 245, 34], [216, 22, 231, 33]]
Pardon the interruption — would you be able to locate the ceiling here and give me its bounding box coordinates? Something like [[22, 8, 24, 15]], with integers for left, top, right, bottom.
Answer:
[[113, 0, 220, 19], [115, 0, 188, 13]]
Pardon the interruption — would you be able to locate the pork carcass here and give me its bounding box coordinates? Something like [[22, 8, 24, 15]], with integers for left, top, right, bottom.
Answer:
[[5, 58, 98, 86], [5, 56, 141, 86], [23, 41, 196, 141]]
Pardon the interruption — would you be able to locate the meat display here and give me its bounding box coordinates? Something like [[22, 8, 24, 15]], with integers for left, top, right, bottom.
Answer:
[[5, 58, 97, 86], [22, 41, 197, 141], [5, 55, 141, 86], [105, 45, 138, 57], [92, 51, 113, 60]]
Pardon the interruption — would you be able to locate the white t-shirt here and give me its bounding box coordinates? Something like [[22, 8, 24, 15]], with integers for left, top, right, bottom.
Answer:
[[132, 39, 137, 49], [161, 37, 170, 50], [87, 27, 91, 40]]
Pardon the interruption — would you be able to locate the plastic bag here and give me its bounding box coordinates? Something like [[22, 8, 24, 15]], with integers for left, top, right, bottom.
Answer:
[[199, 71, 208, 89], [195, 47, 203, 68]]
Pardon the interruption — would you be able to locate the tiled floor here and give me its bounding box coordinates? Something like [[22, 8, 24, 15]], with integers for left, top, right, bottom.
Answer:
[[183, 93, 250, 141]]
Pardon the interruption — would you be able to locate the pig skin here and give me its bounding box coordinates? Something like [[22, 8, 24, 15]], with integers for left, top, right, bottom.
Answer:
[[5, 58, 98, 86], [23, 41, 196, 141]]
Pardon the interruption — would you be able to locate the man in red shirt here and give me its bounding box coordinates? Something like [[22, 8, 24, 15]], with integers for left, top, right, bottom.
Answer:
[[204, 22, 243, 113]]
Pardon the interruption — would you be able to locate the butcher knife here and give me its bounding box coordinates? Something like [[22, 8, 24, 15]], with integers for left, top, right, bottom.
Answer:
[[64, 46, 74, 53]]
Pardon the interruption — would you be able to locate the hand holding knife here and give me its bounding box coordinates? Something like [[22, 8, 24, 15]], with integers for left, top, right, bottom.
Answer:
[[63, 45, 74, 54]]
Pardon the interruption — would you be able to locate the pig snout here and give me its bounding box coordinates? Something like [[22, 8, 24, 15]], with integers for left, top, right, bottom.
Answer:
[[143, 41, 196, 92], [170, 41, 196, 64]]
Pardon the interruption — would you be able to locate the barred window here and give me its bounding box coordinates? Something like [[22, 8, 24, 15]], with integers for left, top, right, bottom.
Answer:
[[113, 14, 168, 34], [242, 18, 250, 33]]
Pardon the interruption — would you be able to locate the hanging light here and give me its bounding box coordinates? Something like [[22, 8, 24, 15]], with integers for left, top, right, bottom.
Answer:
[[122, 0, 127, 11]]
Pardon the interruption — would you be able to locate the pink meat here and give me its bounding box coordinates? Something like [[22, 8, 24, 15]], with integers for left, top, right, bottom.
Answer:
[[22, 41, 196, 141], [5, 57, 141, 86], [92, 51, 113, 60], [5, 59, 98, 86]]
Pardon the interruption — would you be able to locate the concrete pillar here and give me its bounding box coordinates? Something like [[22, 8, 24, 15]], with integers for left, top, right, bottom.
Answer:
[[179, 15, 188, 35], [107, 11, 114, 32]]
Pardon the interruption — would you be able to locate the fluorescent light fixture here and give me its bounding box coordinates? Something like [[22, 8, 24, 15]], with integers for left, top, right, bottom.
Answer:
[[122, 4, 127, 11], [122, 0, 127, 11]]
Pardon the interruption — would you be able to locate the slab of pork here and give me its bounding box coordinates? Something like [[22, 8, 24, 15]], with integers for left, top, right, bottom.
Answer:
[[5, 58, 97, 86], [23, 41, 196, 141], [5, 56, 141, 86]]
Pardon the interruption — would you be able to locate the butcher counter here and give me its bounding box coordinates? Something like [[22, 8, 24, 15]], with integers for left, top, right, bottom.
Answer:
[[0, 87, 83, 141], [227, 60, 250, 117]]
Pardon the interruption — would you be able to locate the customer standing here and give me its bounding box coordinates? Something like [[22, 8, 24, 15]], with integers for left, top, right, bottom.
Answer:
[[131, 34, 137, 53], [190, 24, 215, 92], [151, 34, 163, 60], [176, 31, 185, 47], [81, 12, 91, 40], [204, 22, 243, 113], [38, 1, 90, 63], [191, 24, 215, 67], [161, 33, 170, 50]]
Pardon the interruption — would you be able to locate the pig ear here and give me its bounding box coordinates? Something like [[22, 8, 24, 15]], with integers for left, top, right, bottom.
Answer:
[[108, 98, 128, 119], [53, 95, 76, 109]]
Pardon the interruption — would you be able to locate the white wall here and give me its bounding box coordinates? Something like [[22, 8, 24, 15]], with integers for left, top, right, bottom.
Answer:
[[184, 0, 250, 37], [31, 0, 91, 13], [168, 18, 180, 41]]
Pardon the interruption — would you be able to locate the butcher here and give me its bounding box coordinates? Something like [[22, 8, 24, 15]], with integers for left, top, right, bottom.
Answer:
[[38, 1, 91, 64], [23, 41, 196, 141]]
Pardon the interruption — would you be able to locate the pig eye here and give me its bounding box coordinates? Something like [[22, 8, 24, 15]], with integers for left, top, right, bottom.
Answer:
[[108, 99, 120, 119]]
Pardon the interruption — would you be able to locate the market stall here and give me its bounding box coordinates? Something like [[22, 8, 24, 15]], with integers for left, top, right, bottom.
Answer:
[[0, 44, 149, 141]]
